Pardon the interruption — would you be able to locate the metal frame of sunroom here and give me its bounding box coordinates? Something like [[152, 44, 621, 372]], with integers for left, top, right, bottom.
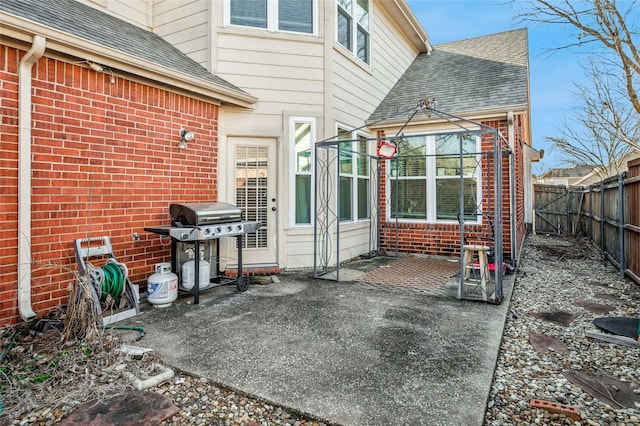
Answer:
[[312, 100, 514, 303]]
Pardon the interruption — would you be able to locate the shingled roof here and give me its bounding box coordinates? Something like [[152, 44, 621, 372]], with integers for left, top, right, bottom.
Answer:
[[0, 0, 249, 97], [368, 29, 529, 124]]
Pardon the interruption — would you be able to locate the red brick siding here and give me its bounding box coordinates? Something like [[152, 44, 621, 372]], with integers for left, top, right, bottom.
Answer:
[[378, 118, 523, 260], [1, 45, 219, 325]]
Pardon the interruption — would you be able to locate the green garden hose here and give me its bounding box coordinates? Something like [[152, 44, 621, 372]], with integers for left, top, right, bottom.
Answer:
[[100, 262, 124, 301], [103, 325, 145, 342]]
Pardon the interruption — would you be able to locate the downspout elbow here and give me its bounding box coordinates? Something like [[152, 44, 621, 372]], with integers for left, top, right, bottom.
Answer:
[[18, 35, 46, 321]]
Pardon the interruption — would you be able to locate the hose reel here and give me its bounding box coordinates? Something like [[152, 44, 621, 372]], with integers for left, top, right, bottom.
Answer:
[[86, 258, 128, 301]]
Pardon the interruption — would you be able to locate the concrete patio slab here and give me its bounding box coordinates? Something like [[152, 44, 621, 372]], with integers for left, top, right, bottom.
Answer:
[[127, 256, 514, 426]]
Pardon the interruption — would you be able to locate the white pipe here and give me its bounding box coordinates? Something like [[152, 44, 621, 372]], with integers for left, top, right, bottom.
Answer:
[[507, 111, 516, 262], [125, 364, 175, 390], [18, 35, 46, 321]]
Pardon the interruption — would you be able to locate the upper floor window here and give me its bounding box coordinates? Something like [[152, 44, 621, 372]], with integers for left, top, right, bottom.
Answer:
[[229, 0, 314, 34], [337, 0, 370, 64], [388, 133, 481, 223]]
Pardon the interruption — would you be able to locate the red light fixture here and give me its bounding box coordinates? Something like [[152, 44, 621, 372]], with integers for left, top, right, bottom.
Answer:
[[377, 139, 397, 159]]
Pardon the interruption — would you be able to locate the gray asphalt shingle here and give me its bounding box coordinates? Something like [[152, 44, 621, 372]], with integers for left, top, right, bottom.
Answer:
[[0, 0, 249, 95], [369, 29, 529, 123]]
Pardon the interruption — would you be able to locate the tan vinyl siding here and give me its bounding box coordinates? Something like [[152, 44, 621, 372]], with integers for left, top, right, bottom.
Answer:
[[216, 32, 325, 124], [331, 2, 419, 126], [152, 0, 210, 67], [78, 0, 150, 28]]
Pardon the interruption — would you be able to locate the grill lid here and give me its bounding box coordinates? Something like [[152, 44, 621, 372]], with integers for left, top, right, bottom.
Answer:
[[170, 202, 242, 226]]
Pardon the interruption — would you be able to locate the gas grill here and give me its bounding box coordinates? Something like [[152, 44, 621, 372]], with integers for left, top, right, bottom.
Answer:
[[145, 202, 261, 304]]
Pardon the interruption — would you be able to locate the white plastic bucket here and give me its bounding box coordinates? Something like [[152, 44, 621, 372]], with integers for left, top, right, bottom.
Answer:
[[147, 263, 178, 307]]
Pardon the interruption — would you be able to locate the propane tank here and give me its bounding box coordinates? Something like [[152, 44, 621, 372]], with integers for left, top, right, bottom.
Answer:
[[147, 263, 178, 308], [181, 249, 211, 291]]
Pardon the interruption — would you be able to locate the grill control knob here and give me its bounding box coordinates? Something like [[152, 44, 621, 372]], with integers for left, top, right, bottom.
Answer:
[[227, 225, 233, 232], [236, 225, 243, 231], [180, 233, 189, 240], [204, 227, 211, 234], [216, 227, 222, 233]]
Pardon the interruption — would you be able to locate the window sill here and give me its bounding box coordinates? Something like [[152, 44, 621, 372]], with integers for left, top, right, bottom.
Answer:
[[220, 26, 323, 43], [333, 44, 373, 75]]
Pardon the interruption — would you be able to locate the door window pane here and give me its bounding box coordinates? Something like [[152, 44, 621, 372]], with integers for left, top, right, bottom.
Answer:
[[236, 145, 269, 248]]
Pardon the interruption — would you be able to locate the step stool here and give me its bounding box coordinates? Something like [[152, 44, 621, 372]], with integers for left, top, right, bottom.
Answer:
[[459, 244, 492, 301]]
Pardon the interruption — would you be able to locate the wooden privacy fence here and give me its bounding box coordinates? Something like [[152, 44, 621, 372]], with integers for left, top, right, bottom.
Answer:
[[533, 158, 640, 284]]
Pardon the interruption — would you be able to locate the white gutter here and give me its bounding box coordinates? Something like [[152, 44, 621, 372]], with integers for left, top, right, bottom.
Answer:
[[18, 35, 45, 321]]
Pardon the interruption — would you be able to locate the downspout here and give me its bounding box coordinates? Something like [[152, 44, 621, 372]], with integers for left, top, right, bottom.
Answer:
[[507, 111, 516, 262], [18, 35, 46, 321]]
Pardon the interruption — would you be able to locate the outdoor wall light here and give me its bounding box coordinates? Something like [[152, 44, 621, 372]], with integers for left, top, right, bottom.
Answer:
[[87, 61, 104, 72], [377, 139, 398, 159], [178, 129, 195, 149]]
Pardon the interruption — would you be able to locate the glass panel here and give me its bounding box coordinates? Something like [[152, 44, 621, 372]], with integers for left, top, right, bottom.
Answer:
[[230, 0, 267, 28], [338, 0, 351, 9], [339, 176, 352, 221], [356, 0, 369, 29], [357, 25, 369, 63], [436, 134, 477, 176], [356, 0, 369, 63], [236, 145, 268, 248], [390, 179, 426, 219], [357, 177, 369, 219], [337, 8, 351, 50], [436, 178, 477, 220], [339, 146, 353, 174], [356, 138, 368, 176], [295, 175, 311, 224], [295, 122, 312, 172], [279, 0, 313, 33], [395, 137, 426, 177]]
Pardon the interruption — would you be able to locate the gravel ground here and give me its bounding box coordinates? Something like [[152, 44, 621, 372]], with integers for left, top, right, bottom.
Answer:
[[2, 234, 639, 425], [485, 234, 640, 425]]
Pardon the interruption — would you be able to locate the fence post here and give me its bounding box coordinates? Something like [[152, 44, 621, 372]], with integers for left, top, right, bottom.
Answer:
[[566, 186, 571, 235], [600, 180, 605, 254], [587, 185, 593, 241], [618, 172, 626, 277]]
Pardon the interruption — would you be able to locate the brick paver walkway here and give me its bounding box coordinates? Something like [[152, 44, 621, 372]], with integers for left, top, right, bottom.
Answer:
[[355, 256, 460, 293]]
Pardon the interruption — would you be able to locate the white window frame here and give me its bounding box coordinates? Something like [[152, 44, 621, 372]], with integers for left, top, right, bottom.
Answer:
[[386, 132, 482, 225], [337, 125, 371, 223], [289, 117, 316, 227], [225, 0, 319, 36], [336, 0, 371, 64]]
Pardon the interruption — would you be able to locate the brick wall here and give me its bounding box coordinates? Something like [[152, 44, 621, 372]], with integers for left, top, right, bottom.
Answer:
[[378, 118, 523, 261], [0, 45, 220, 325]]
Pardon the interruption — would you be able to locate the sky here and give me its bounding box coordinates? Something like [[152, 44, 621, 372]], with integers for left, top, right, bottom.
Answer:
[[406, 0, 589, 174]]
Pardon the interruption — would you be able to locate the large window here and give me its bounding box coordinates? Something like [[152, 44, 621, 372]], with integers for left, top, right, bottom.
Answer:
[[229, 0, 314, 34], [291, 118, 315, 225], [388, 133, 481, 223], [338, 127, 370, 222], [337, 0, 370, 64]]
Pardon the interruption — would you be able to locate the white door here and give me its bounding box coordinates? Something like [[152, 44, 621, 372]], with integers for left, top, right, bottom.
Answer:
[[228, 137, 277, 265]]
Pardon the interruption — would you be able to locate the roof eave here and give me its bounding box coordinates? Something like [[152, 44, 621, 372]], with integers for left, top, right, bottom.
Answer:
[[367, 104, 529, 129], [0, 13, 257, 109], [377, 0, 432, 54]]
